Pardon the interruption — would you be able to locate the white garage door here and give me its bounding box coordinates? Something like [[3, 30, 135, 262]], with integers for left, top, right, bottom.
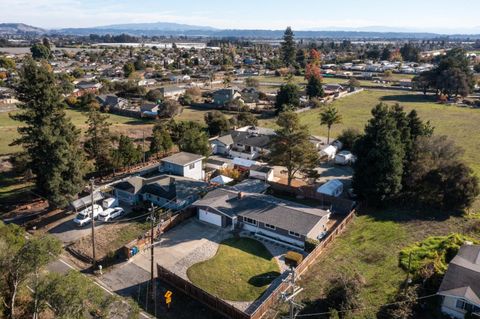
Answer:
[[198, 209, 222, 227]]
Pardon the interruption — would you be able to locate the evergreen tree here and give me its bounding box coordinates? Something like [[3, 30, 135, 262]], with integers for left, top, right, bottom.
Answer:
[[275, 83, 300, 113], [30, 43, 50, 60], [306, 76, 324, 99], [269, 111, 319, 186], [281, 27, 296, 67], [150, 124, 173, 157], [352, 104, 405, 206], [84, 107, 113, 173], [204, 110, 230, 136], [178, 124, 210, 157], [11, 59, 86, 207], [111, 135, 142, 169]]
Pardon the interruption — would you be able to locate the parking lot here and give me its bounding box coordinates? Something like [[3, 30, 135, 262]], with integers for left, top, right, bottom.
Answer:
[[132, 219, 232, 280]]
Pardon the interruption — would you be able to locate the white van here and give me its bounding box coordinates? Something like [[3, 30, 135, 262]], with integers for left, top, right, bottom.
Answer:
[[73, 204, 103, 226], [335, 151, 356, 165]]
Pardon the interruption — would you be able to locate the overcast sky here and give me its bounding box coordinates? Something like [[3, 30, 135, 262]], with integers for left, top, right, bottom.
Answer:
[[1, 0, 479, 34]]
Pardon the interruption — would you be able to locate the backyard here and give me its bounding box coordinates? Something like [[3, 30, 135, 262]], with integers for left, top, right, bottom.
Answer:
[[187, 237, 281, 302], [293, 208, 480, 318]]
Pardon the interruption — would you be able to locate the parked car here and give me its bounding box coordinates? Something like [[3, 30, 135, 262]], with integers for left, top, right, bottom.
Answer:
[[334, 151, 356, 165], [73, 204, 103, 226], [98, 207, 125, 222]]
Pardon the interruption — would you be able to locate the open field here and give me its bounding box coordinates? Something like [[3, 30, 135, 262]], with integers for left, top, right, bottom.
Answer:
[[294, 209, 480, 318], [187, 237, 280, 302], [259, 90, 480, 177], [0, 108, 155, 155]]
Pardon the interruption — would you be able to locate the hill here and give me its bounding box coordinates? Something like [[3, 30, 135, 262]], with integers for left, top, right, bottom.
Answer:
[[0, 23, 45, 35]]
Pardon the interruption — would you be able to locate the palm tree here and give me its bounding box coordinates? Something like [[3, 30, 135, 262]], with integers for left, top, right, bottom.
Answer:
[[320, 106, 342, 144]]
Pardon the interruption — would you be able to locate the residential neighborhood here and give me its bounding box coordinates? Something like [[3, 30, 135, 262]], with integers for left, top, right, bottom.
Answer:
[[1, 2, 480, 319]]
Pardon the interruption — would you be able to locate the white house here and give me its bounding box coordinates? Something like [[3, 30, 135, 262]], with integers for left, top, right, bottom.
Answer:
[[159, 152, 205, 180], [438, 244, 480, 319]]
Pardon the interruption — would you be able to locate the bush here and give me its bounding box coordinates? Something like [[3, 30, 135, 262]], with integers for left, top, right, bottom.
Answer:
[[399, 233, 478, 276], [337, 128, 361, 151], [285, 251, 303, 267], [304, 238, 320, 253]]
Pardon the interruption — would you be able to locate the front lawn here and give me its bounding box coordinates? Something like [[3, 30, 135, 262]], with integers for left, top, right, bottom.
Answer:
[[187, 237, 280, 302]]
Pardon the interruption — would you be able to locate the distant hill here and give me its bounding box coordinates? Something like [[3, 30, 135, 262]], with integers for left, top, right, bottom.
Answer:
[[2, 21, 480, 40], [0, 23, 45, 35]]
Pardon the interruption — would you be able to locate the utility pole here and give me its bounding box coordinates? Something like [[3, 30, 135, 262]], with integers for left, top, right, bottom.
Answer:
[[281, 266, 303, 319], [148, 203, 156, 302], [90, 178, 97, 269], [142, 130, 146, 164]]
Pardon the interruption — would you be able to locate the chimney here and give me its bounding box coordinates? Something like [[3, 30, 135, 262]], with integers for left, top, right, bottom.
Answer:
[[238, 192, 244, 200]]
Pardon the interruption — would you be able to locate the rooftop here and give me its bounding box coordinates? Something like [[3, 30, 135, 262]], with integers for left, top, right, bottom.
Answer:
[[161, 152, 205, 166]]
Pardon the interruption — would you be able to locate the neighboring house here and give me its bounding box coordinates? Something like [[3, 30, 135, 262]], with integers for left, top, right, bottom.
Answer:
[[113, 175, 207, 209], [249, 165, 274, 181], [160, 152, 205, 180], [212, 88, 242, 106], [160, 86, 186, 100], [211, 126, 276, 160], [96, 94, 128, 110], [140, 103, 160, 117], [138, 79, 157, 87], [76, 81, 103, 91], [205, 158, 229, 171], [192, 188, 330, 249], [438, 244, 480, 319]]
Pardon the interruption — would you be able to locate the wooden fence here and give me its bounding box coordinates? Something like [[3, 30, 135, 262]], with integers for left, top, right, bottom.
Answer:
[[157, 209, 356, 319]]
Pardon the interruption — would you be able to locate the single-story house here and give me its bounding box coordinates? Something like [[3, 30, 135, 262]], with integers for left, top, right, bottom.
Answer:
[[249, 165, 274, 181], [438, 244, 480, 319], [205, 158, 229, 170], [192, 188, 330, 249], [96, 94, 128, 110], [114, 174, 207, 209], [210, 134, 234, 156], [159, 152, 205, 180], [160, 86, 186, 100]]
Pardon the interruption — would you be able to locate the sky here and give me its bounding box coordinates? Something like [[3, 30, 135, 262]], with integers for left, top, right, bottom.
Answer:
[[1, 0, 479, 34]]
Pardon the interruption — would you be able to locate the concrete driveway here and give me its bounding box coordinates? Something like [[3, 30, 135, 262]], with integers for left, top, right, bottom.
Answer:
[[132, 219, 231, 280]]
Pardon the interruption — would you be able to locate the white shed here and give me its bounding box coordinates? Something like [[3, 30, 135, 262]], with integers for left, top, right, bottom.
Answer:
[[316, 179, 344, 197], [320, 145, 337, 160], [210, 175, 234, 185]]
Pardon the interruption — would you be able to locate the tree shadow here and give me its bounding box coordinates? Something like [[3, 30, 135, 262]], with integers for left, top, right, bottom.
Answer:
[[248, 271, 281, 287], [379, 94, 436, 104]]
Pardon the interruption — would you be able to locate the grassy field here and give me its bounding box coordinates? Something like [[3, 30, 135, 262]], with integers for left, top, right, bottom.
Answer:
[[259, 90, 480, 177], [0, 108, 155, 155], [296, 209, 480, 318], [187, 237, 280, 302]]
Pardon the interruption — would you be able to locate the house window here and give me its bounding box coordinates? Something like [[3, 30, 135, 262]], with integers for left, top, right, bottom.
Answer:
[[189, 163, 195, 170], [264, 223, 276, 230], [244, 217, 257, 226], [456, 299, 478, 312], [288, 231, 301, 238]]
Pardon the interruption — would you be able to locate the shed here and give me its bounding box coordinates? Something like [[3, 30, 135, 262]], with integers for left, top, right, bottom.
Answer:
[[71, 192, 105, 212], [210, 175, 234, 185], [320, 145, 337, 160]]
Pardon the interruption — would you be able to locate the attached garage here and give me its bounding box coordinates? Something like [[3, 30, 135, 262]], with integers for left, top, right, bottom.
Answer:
[[198, 209, 222, 227]]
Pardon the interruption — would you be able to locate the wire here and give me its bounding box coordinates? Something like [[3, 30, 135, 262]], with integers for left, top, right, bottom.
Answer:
[[294, 294, 438, 318]]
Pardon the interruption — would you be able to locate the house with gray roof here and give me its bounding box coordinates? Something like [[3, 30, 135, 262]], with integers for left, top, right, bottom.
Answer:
[[113, 174, 207, 209], [160, 152, 205, 180], [192, 188, 330, 249], [438, 244, 480, 318]]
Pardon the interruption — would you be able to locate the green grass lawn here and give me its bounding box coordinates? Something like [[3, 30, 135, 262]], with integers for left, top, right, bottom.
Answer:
[[259, 90, 480, 177], [187, 237, 280, 302], [296, 209, 480, 318], [0, 108, 154, 155]]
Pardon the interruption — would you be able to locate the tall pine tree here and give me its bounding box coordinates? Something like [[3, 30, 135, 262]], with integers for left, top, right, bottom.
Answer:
[[352, 104, 405, 206], [281, 27, 296, 67], [11, 59, 86, 207], [84, 107, 113, 173]]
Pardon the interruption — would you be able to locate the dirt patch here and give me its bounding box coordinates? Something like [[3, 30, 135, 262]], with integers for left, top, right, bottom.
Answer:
[[71, 221, 149, 260]]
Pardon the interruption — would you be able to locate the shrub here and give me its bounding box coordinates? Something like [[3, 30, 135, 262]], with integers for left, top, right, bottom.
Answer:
[[285, 251, 303, 267], [304, 238, 320, 253], [399, 233, 478, 276]]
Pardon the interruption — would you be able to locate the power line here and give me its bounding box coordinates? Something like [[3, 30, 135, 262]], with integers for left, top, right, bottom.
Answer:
[[294, 294, 438, 318]]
